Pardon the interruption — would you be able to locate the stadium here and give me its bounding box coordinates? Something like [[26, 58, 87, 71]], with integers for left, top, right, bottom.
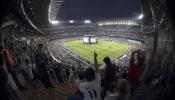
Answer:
[[0, 0, 174, 100], [45, 16, 147, 69], [48, 35, 143, 65]]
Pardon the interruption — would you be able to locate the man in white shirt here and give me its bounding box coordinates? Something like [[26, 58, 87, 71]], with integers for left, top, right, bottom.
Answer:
[[66, 51, 101, 100], [77, 51, 101, 100], [78, 68, 101, 100]]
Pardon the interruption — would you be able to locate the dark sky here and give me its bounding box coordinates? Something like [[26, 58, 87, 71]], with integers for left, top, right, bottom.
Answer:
[[57, 0, 141, 20]]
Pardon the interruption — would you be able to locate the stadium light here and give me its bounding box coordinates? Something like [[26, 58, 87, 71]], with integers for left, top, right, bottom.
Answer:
[[69, 20, 74, 23], [84, 20, 91, 24], [128, 22, 131, 25], [98, 23, 103, 26], [137, 14, 144, 19], [50, 20, 59, 25]]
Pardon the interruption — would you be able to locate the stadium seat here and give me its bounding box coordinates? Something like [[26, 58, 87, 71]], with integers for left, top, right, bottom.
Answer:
[[68, 72, 75, 82], [61, 69, 68, 81], [48, 68, 59, 87]]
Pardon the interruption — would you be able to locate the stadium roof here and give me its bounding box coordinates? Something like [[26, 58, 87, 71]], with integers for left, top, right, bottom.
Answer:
[[1, 0, 153, 35], [20, 0, 142, 26]]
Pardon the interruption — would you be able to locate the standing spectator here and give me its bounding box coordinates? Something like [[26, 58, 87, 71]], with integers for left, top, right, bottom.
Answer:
[[78, 51, 101, 100], [77, 67, 101, 100], [0, 45, 10, 100], [3, 39, 26, 91], [3, 38, 14, 71], [127, 50, 145, 93], [101, 57, 117, 99], [66, 51, 101, 100], [21, 47, 33, 81], [35, 44, 52, 88]]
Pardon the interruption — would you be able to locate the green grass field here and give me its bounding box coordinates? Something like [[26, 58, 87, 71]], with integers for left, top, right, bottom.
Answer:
[[63, 40, 131, 64]]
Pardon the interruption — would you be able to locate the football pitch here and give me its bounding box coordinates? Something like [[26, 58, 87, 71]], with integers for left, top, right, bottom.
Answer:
[[62, 40, 131, 64]]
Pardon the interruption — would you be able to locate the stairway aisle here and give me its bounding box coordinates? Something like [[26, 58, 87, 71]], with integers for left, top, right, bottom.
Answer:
[[20, 81, 76, 100]]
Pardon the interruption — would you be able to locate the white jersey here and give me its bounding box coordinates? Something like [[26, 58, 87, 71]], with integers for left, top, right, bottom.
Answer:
[[104, 91, 130, 100], [78, 73, 101, 100], [104, 93, 119, 100], [75, 79, 84, 87]]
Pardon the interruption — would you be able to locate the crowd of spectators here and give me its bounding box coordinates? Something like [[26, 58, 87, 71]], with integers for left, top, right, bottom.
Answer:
[[115, 54, 130, 79], [48, 37, 142, 69], [65, 49, 146, 100], [48, 40, 91, 68], [0, 36, 147, 100], [47, 37, 147, 100], [0, 37, 87, 90]]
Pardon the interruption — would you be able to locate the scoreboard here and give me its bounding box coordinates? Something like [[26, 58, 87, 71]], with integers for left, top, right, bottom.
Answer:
[[83, 35, 98, 44]]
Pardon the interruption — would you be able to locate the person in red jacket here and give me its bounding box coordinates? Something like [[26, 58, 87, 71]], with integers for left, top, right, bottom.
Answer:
[[127, 50, 146, 93], [3, 38, 14, 72]]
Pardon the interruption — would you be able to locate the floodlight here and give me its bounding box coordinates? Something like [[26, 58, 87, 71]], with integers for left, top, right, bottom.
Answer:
[[84, 20, 91, 24], [69, 20, 74, 23], [138, 14, 144, 19], [128, 22, 131, 25], [50, 20, 59, 25], [98, 23, 103, 26]]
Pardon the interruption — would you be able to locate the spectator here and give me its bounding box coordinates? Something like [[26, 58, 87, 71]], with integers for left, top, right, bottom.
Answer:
[[66, 51, 101, 100], [3, 39, 27, 91], [35, 44, 52, 88], [0, 45, 10, 100], [77, 67, 101, 100], [3, 38, 14, 71], [21, 47, 33, 81], [104, 79, 130, 100], [127, 50, 145, 93], [101, 57, 117, 99]]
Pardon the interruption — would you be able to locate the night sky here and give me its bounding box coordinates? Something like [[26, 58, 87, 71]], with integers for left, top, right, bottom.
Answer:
[[57, 0, 141, 20]]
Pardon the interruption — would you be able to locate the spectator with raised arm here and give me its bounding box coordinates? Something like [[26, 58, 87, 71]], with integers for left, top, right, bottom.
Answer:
[[77, 51, 101, 100], [66, 51, 101, 100], [101, 56, 117, 99]]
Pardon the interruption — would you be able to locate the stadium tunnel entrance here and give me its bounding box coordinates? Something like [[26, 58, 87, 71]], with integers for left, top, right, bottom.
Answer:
[[0, 0, 174, 100]]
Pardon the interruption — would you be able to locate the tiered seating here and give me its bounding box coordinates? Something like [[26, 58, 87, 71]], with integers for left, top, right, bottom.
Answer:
[[1, 37, 82, 100], [19, 81, 76, 100], [1, 37, 136, 100]]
